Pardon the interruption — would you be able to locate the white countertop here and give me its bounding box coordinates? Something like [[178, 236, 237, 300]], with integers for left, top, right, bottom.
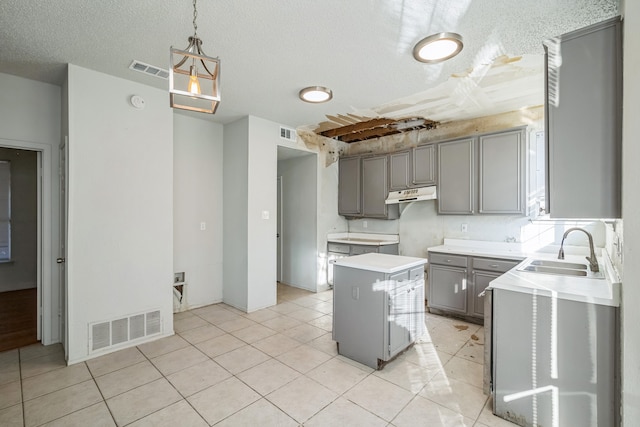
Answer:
[[327, 232, 399, 246], [333, 253, 426, 274], [427, 239, 620, 307], [490, 252, 620, 307]]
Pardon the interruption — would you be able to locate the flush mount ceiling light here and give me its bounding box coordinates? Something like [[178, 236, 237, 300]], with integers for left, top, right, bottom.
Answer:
[[413, 32, 463, 64], [299, 86, 333, 103], [170, 0, 221, 114]]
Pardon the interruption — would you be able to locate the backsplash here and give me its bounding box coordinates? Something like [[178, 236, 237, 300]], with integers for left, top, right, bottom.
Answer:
[[348, 201, 606, 259]]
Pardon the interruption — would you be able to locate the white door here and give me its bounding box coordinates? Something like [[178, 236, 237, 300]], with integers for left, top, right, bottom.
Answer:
[[276, 176, 282, 282], [58, 137, 68, 356]]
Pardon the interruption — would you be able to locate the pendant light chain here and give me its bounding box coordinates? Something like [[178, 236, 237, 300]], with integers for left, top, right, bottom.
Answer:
[[192, 0, 198, 38]]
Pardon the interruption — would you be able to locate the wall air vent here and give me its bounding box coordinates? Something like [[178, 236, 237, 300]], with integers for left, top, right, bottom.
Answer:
[[280, 126, 297, 143], [129, 60, 170, 80], [89, 309, 162, 354]]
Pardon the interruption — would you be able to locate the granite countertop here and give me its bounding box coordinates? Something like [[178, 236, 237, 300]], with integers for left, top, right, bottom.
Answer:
[[427, 239, 620, 307], [327, 232, 399, 246], [333, 253, 426, 274]]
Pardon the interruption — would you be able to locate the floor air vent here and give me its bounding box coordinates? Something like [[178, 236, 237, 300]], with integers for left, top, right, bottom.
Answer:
[[129, 60, 169, 80], [280, 126, 297, 142], [90, 309, 162, 353]]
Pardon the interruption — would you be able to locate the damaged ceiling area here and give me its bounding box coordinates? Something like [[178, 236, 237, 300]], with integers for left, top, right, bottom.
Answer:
[[307, 54, 544, 143]]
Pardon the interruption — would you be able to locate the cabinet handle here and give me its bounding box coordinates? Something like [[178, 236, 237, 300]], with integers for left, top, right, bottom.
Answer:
[[490, 264, 499, 268], [446, 259, 452, 263]]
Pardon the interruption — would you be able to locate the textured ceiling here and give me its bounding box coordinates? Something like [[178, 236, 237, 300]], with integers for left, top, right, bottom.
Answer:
[[0, 0, 618, 129]]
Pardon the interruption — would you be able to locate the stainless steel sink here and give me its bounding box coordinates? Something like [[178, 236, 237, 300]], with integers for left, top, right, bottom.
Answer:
[[517, 258, 605, 279], [520, 265, 588, 276], [529, 260, 587, 270]]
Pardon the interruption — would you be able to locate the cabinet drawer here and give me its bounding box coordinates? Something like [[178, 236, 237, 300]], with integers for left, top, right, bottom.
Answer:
[[410, 266, 424, 281], [472, 257, 519, 273], [429, 253, 468, 268], [328, 243, 350, 254], [390, 270, 410, 282], [350, 245, 378, 255]]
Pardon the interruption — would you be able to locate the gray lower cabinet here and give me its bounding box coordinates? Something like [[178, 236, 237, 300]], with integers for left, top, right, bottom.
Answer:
[[493, 288, 618, 426], [544, 16, 621, 218], [326, 242, 399, 286], [437, 128, 526, 215], [428, 252, 520, 321], [333, 264, 425, 369]]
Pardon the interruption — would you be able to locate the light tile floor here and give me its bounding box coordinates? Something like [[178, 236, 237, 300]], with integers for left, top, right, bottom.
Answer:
[[0, 283, 516, 426]]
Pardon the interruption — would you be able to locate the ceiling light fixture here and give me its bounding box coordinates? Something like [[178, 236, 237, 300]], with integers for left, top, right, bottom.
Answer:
[[299, 86, 333, 103], [413, 32, 463, 64], [170, 0, 221, 114]]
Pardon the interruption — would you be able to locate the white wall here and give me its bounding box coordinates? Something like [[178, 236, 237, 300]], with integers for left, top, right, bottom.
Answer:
[[277, 154, 318, 291], [246, 116, 278, 311], [66, 65, 174, 363], [621, 0, 639, 424], [173, 114, 224, 308], [0, 73, 60, 345], [222, 118, 249, 310]]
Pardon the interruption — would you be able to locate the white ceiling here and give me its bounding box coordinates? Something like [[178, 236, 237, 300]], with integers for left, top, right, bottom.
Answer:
[[0, 0, 618, 129]]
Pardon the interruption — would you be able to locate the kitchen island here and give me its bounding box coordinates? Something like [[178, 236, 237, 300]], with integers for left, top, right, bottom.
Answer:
[[332, 253, 427, 369]]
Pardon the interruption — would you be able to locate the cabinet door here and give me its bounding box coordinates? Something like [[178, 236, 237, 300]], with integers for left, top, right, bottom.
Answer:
[[545, 17, 621, 218], [437, 138, 474, 214], [362, 155, 391, 218], [338, 156, 361, 216], [470, 270, 500, 318], [389, 151, 411, 191], [428, 264, 468, 314], [388, 276, 411, 358], [413, 144, 435, 186], [478, 129, 525, 214]]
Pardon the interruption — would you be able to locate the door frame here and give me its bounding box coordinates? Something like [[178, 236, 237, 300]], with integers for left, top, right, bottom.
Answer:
[[276, 175, 283, 282], [0, 137, 57, 346]]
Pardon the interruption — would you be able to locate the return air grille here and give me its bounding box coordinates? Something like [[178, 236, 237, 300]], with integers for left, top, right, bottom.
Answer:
[[280, 126, 297, 142], [129, 60, 170, 80], [89, 309, 162, 353]]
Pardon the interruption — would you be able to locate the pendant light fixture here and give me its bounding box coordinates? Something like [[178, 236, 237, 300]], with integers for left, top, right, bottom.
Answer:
[[170, 0, 221, 114]]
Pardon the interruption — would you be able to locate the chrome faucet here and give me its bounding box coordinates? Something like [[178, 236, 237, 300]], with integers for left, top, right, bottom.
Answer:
[[557, 227, 599, 272]]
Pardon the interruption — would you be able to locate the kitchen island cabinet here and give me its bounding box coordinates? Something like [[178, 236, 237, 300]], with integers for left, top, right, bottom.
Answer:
[[332, 253, 426, 369]]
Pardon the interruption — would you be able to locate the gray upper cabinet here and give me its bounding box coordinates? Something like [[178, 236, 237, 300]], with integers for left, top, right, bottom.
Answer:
[[339, 154, 398, 219], [413, 144, 436, 186], [389, 145, 435, 192], [438, 138, 474, 214], [545, 16, 622, 218], [338, 156, 361, 216], [362, 155, 398, 219], [389, 151, 411, 191], [478, 129, 526, 214]]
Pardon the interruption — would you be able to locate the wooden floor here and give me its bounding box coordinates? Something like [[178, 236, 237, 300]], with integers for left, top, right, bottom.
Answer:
[[0, 288, 38, 352]]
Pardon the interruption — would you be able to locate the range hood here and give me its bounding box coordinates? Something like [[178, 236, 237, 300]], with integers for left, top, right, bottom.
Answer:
[[385, 186, 437, 204]]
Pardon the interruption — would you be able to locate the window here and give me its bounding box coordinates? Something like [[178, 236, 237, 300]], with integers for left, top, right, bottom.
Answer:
[[0, 161, 10, 261]]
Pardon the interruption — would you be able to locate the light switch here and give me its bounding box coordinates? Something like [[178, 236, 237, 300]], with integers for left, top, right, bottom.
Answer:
[[261, 210, 270, 220], [200, 222, 206, 230]]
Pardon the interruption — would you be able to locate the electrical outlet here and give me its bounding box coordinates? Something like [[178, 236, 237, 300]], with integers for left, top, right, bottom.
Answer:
[[363, 221, 368, 229], [461, 223, 468, 233], [200, 222, 206, 230]]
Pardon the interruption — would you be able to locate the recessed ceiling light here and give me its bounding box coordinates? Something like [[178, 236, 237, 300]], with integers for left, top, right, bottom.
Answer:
[[413, 32, 463, 63], [299, 86, 333, 103]]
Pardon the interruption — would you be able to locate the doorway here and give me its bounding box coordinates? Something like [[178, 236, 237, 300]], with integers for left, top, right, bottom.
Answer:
[[0, 148, 39, 352]]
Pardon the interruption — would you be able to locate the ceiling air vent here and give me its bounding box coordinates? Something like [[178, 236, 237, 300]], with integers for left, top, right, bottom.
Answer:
[[280, 126, 297, 143], [129, 60, 169, 80]]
